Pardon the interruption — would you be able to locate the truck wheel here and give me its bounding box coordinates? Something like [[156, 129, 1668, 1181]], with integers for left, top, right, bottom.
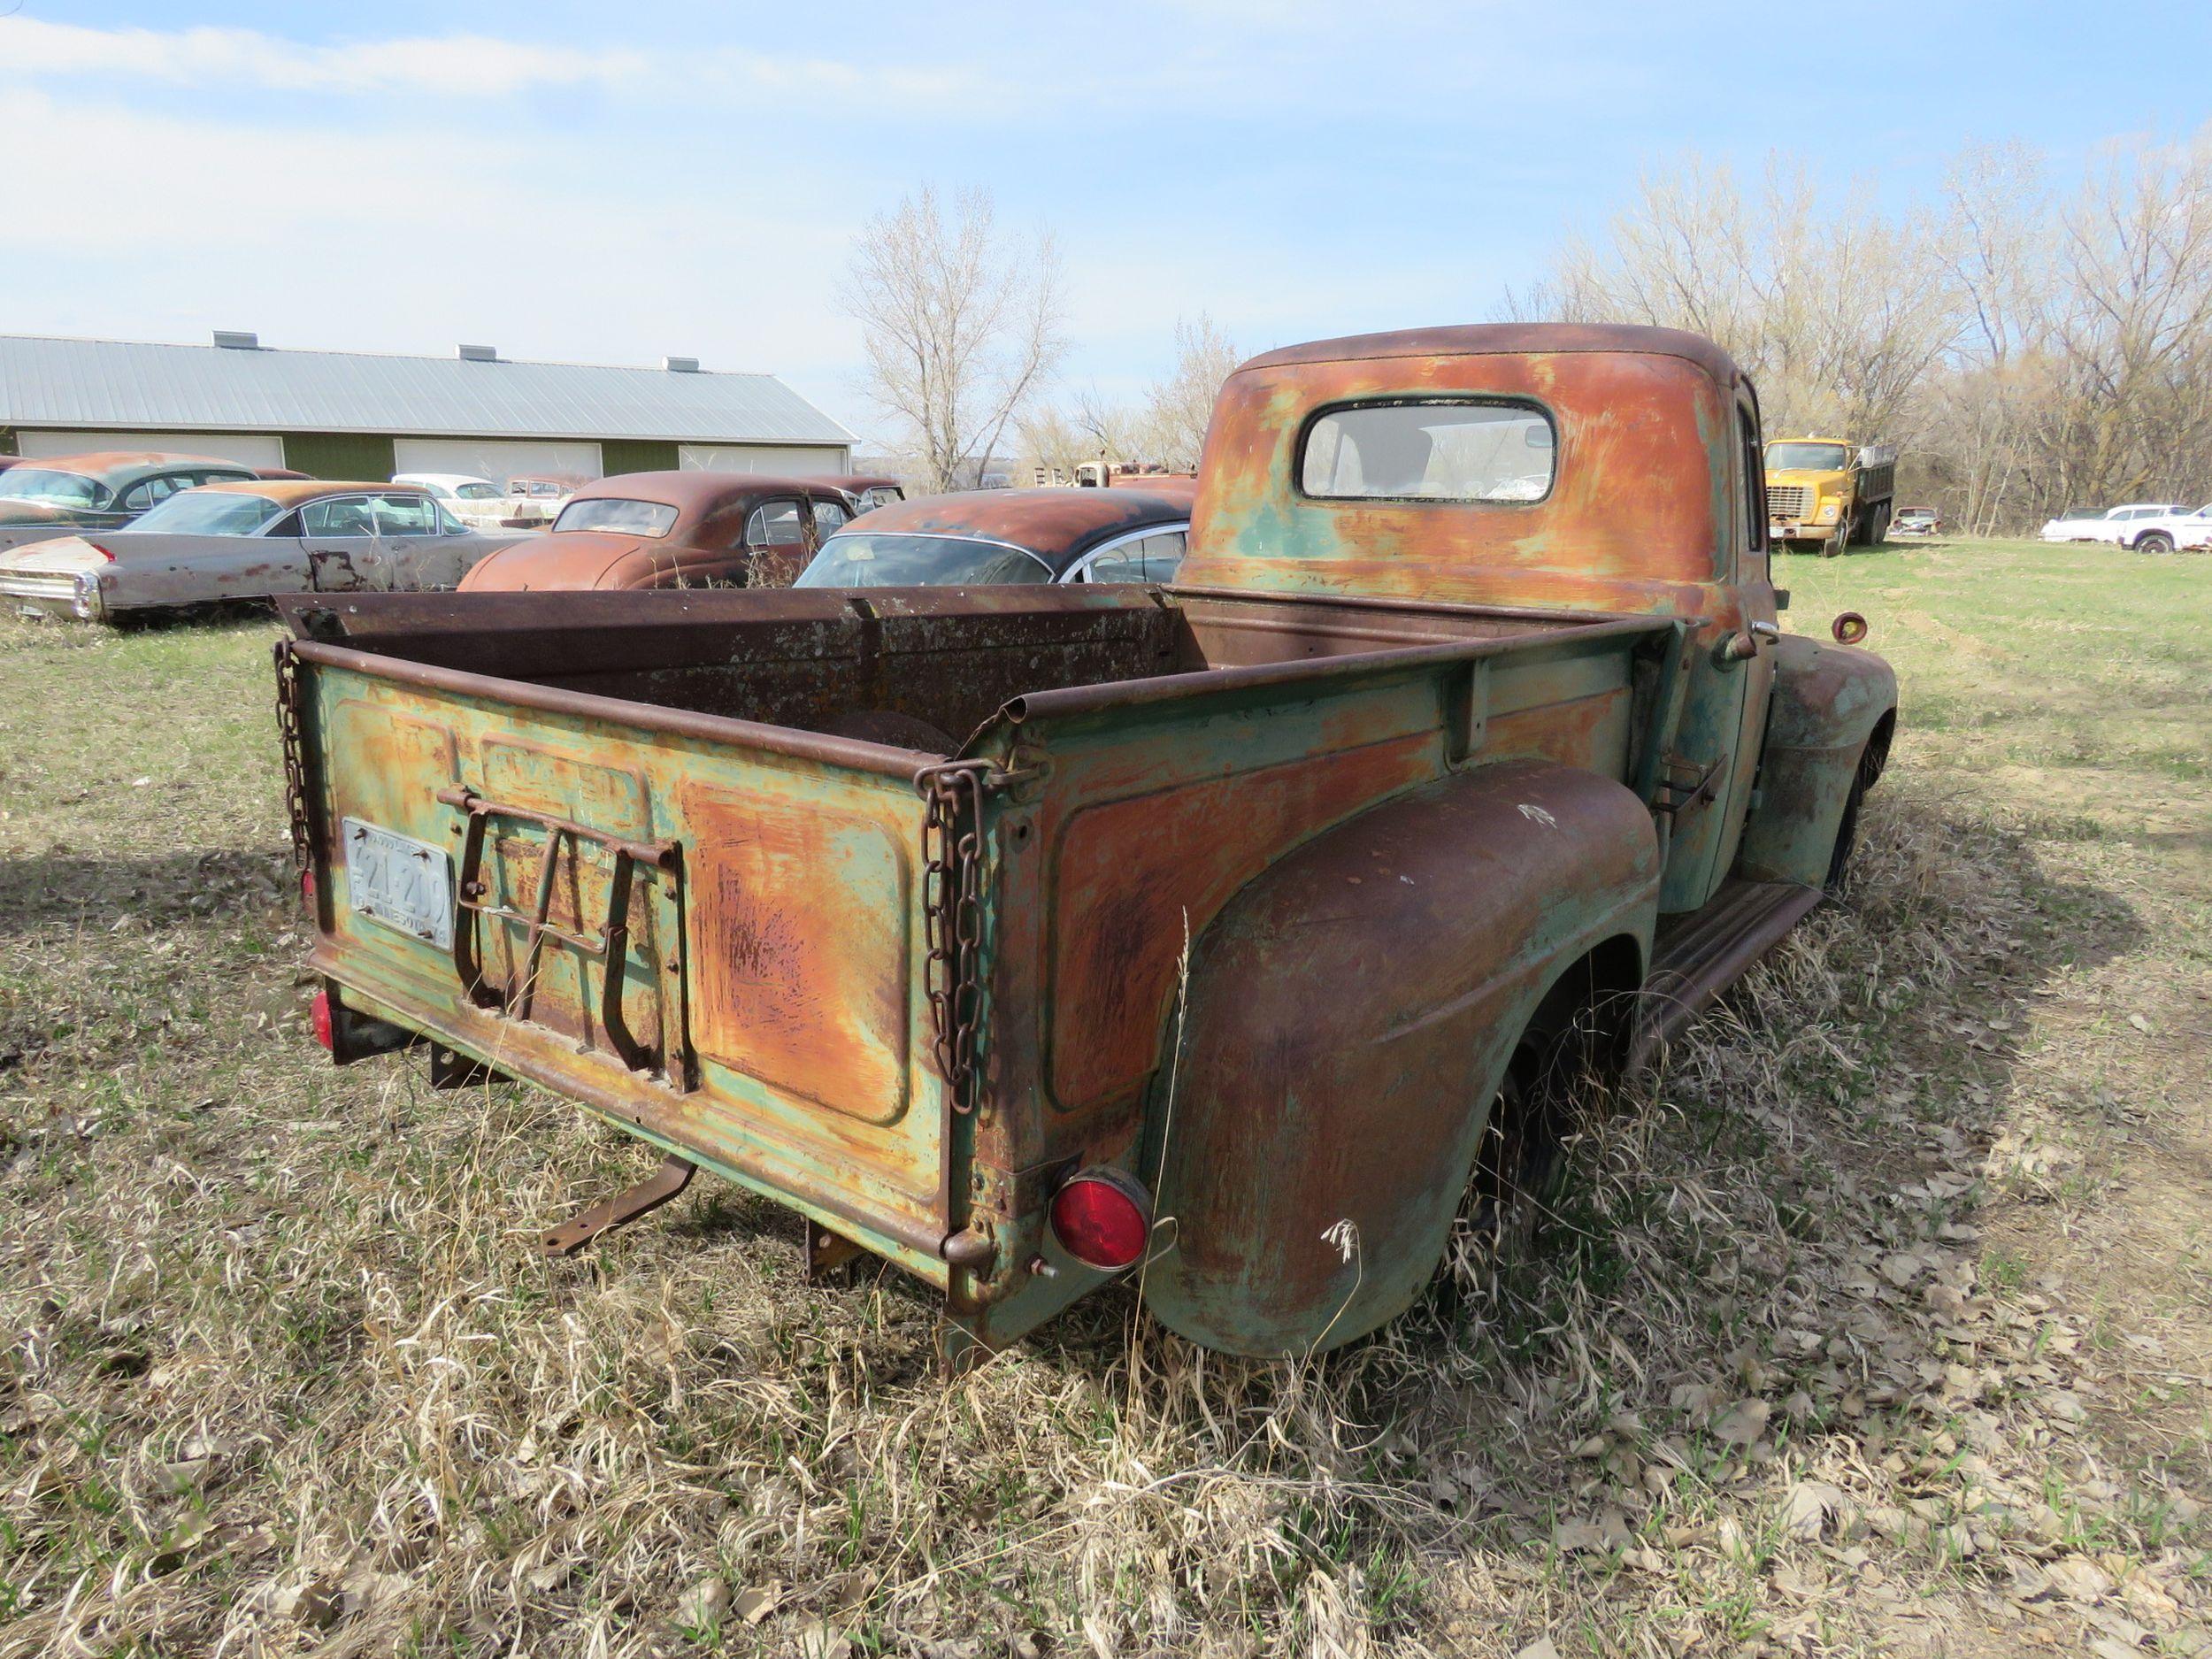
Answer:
[[1467, 1042, 1569, 1258], [1825, 749, 1882, 895], [2138, 531, 2174, 554], [1822, 526, 1847, 558], [1865, 503, 1890, 546]]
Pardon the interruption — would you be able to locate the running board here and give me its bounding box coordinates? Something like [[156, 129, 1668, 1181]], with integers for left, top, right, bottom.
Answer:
[[1627, 880, 1824, 1072]]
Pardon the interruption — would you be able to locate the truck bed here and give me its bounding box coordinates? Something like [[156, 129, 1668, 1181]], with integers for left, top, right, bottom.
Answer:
[[280, 586, 1677, 1286], [283, 584, 1650, 754]]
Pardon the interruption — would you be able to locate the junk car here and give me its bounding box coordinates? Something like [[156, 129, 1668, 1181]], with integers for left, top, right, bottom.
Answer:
[[459, 472, 862, 593], [0, 480, 520, 621], [795, 486, 1190, 589], [0, 451, 261, 554]]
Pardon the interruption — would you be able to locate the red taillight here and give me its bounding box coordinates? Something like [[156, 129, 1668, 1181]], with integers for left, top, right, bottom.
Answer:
[[1048, 1168, 1152, 1271], [311, 987, 334, 1051], [85, 543, 114, 563], [300, 866, 317, 906]]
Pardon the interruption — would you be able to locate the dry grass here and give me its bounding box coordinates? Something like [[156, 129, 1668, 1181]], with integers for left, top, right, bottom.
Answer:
[[2, 541, 2208, 1656]]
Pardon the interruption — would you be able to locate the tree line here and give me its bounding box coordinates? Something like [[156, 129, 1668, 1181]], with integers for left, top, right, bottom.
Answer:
[[846, 135, 2212, 531], [1517, 135, 2212, 532]]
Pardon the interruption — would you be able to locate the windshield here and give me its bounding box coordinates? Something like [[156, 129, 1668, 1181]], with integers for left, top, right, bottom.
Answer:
[[0, 467, 108, 507], [795, 533, 1053, 588], [1766, 442, 1850, 472], [552, 497, 679, 537], [127, 490, 285, 535], [456, 482, 503, 500]]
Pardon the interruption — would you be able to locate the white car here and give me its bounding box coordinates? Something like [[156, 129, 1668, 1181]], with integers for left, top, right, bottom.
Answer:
[[2039, 503, 2193, 543], [391, 472, 517, 530], [2111, 503, 2212, 553]]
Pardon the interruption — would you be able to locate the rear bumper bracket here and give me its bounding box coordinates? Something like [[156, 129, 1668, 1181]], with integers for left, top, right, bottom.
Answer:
[[539, 1153, 696, 1257]]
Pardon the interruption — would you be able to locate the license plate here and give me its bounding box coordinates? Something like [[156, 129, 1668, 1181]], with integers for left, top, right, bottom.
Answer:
[[343, 818, 454, 949]]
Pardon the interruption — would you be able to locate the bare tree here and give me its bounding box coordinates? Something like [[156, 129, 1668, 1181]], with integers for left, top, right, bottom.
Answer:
[[1525, 135, 2212, 534], [1536, 155, 1958, 444], [2046, 134, 2212, 504], [1143, 314, 1242, 472], [843, 186, 1067, 492], [1016, 388, 1141, 485]]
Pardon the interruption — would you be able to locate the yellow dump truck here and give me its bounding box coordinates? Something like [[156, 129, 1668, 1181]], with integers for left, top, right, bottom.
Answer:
[[1765, 437, 1895, 555]]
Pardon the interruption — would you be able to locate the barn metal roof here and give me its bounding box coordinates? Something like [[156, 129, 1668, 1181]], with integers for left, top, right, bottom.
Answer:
[[0, 334, 855, 446]]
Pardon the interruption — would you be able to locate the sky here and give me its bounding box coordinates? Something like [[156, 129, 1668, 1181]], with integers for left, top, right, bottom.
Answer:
[[3, 2, 2207, 448]]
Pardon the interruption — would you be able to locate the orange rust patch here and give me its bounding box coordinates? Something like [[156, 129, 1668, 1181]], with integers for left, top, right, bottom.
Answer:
[[1045, 733, 1439, 1113], [683, 784, 913, 1125]]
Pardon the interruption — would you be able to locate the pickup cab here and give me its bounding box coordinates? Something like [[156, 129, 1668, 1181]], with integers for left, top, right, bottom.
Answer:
[[275, 324, 1897, 1362]]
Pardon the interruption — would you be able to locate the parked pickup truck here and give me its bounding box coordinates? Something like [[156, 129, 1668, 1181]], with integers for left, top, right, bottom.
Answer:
[[275, 323, 1897, 1363]]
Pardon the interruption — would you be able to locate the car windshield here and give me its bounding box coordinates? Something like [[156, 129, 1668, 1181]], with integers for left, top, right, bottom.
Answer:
[[0, 467, 108, 507], [552, 497, 679, 537], [795, 533, 1054, 588], [456, 482, 503, 500], [127, 491, 286, 535], [1766, 442, 1850, 471]]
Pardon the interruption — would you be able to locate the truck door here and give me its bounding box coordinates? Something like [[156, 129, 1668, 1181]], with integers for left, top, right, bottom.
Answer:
[[1658, 392, 1780, 910], [1708, 394, 1779, 877]]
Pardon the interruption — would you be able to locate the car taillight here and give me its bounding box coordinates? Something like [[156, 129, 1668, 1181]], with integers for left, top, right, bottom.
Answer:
[[311, 987, 333, 1051], [85, 543, 114, 562], [1048, 1168, 1153, 1271]]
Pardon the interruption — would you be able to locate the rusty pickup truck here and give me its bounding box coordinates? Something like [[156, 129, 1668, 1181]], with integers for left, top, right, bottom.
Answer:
[[274, 323, 1896, 1363]]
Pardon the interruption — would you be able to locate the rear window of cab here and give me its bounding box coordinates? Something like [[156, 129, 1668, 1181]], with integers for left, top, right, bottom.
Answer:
[[1299, 399, 1555, 504]]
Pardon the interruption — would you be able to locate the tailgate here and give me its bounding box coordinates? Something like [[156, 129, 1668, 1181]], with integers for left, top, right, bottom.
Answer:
[[283, 639, 961, 1279]]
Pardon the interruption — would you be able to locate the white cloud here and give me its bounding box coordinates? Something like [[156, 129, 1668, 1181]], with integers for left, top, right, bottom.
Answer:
[[0, 16, 654, 97], [0, 16, 985, 109]]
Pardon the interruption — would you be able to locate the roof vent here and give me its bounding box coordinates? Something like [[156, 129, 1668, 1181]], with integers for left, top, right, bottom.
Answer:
[[211, 330, 259, 350], [457, 343, 498, 362], [663, 355, 700, 373]]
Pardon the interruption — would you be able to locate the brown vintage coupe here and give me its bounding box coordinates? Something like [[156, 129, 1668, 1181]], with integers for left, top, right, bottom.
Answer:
[[459, 472, 862, 592]]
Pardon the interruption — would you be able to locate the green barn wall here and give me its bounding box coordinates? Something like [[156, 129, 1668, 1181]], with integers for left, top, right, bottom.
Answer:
[[285, 432, 396, 480], [599, 440, 680, 476]]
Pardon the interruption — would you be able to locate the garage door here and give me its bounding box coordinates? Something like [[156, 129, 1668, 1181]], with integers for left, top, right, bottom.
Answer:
[[17, 429, 287, 469], [679, 444, 849, 475], [391, 439, 603, 488]]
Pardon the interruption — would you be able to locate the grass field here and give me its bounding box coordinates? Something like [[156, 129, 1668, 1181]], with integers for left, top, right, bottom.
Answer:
[[1, 539, 2207, 1657]]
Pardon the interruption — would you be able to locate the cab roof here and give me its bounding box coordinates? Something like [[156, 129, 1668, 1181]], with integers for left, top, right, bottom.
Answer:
[[1240, 322, 1745, 386]]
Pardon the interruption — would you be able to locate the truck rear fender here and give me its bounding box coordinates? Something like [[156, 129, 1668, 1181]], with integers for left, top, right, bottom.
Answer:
[[1140, 758, 1661, 1357], [1737, 636, 1899, 888]]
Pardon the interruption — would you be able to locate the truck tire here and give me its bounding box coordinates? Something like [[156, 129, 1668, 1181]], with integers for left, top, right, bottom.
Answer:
[[1825, 733, 1889, 895], [1466, 1039, 1568, 1259], [2138, 530, 2174, 554], [1865, 503, 1890, 546], [1822, 524, 1848, 558]]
